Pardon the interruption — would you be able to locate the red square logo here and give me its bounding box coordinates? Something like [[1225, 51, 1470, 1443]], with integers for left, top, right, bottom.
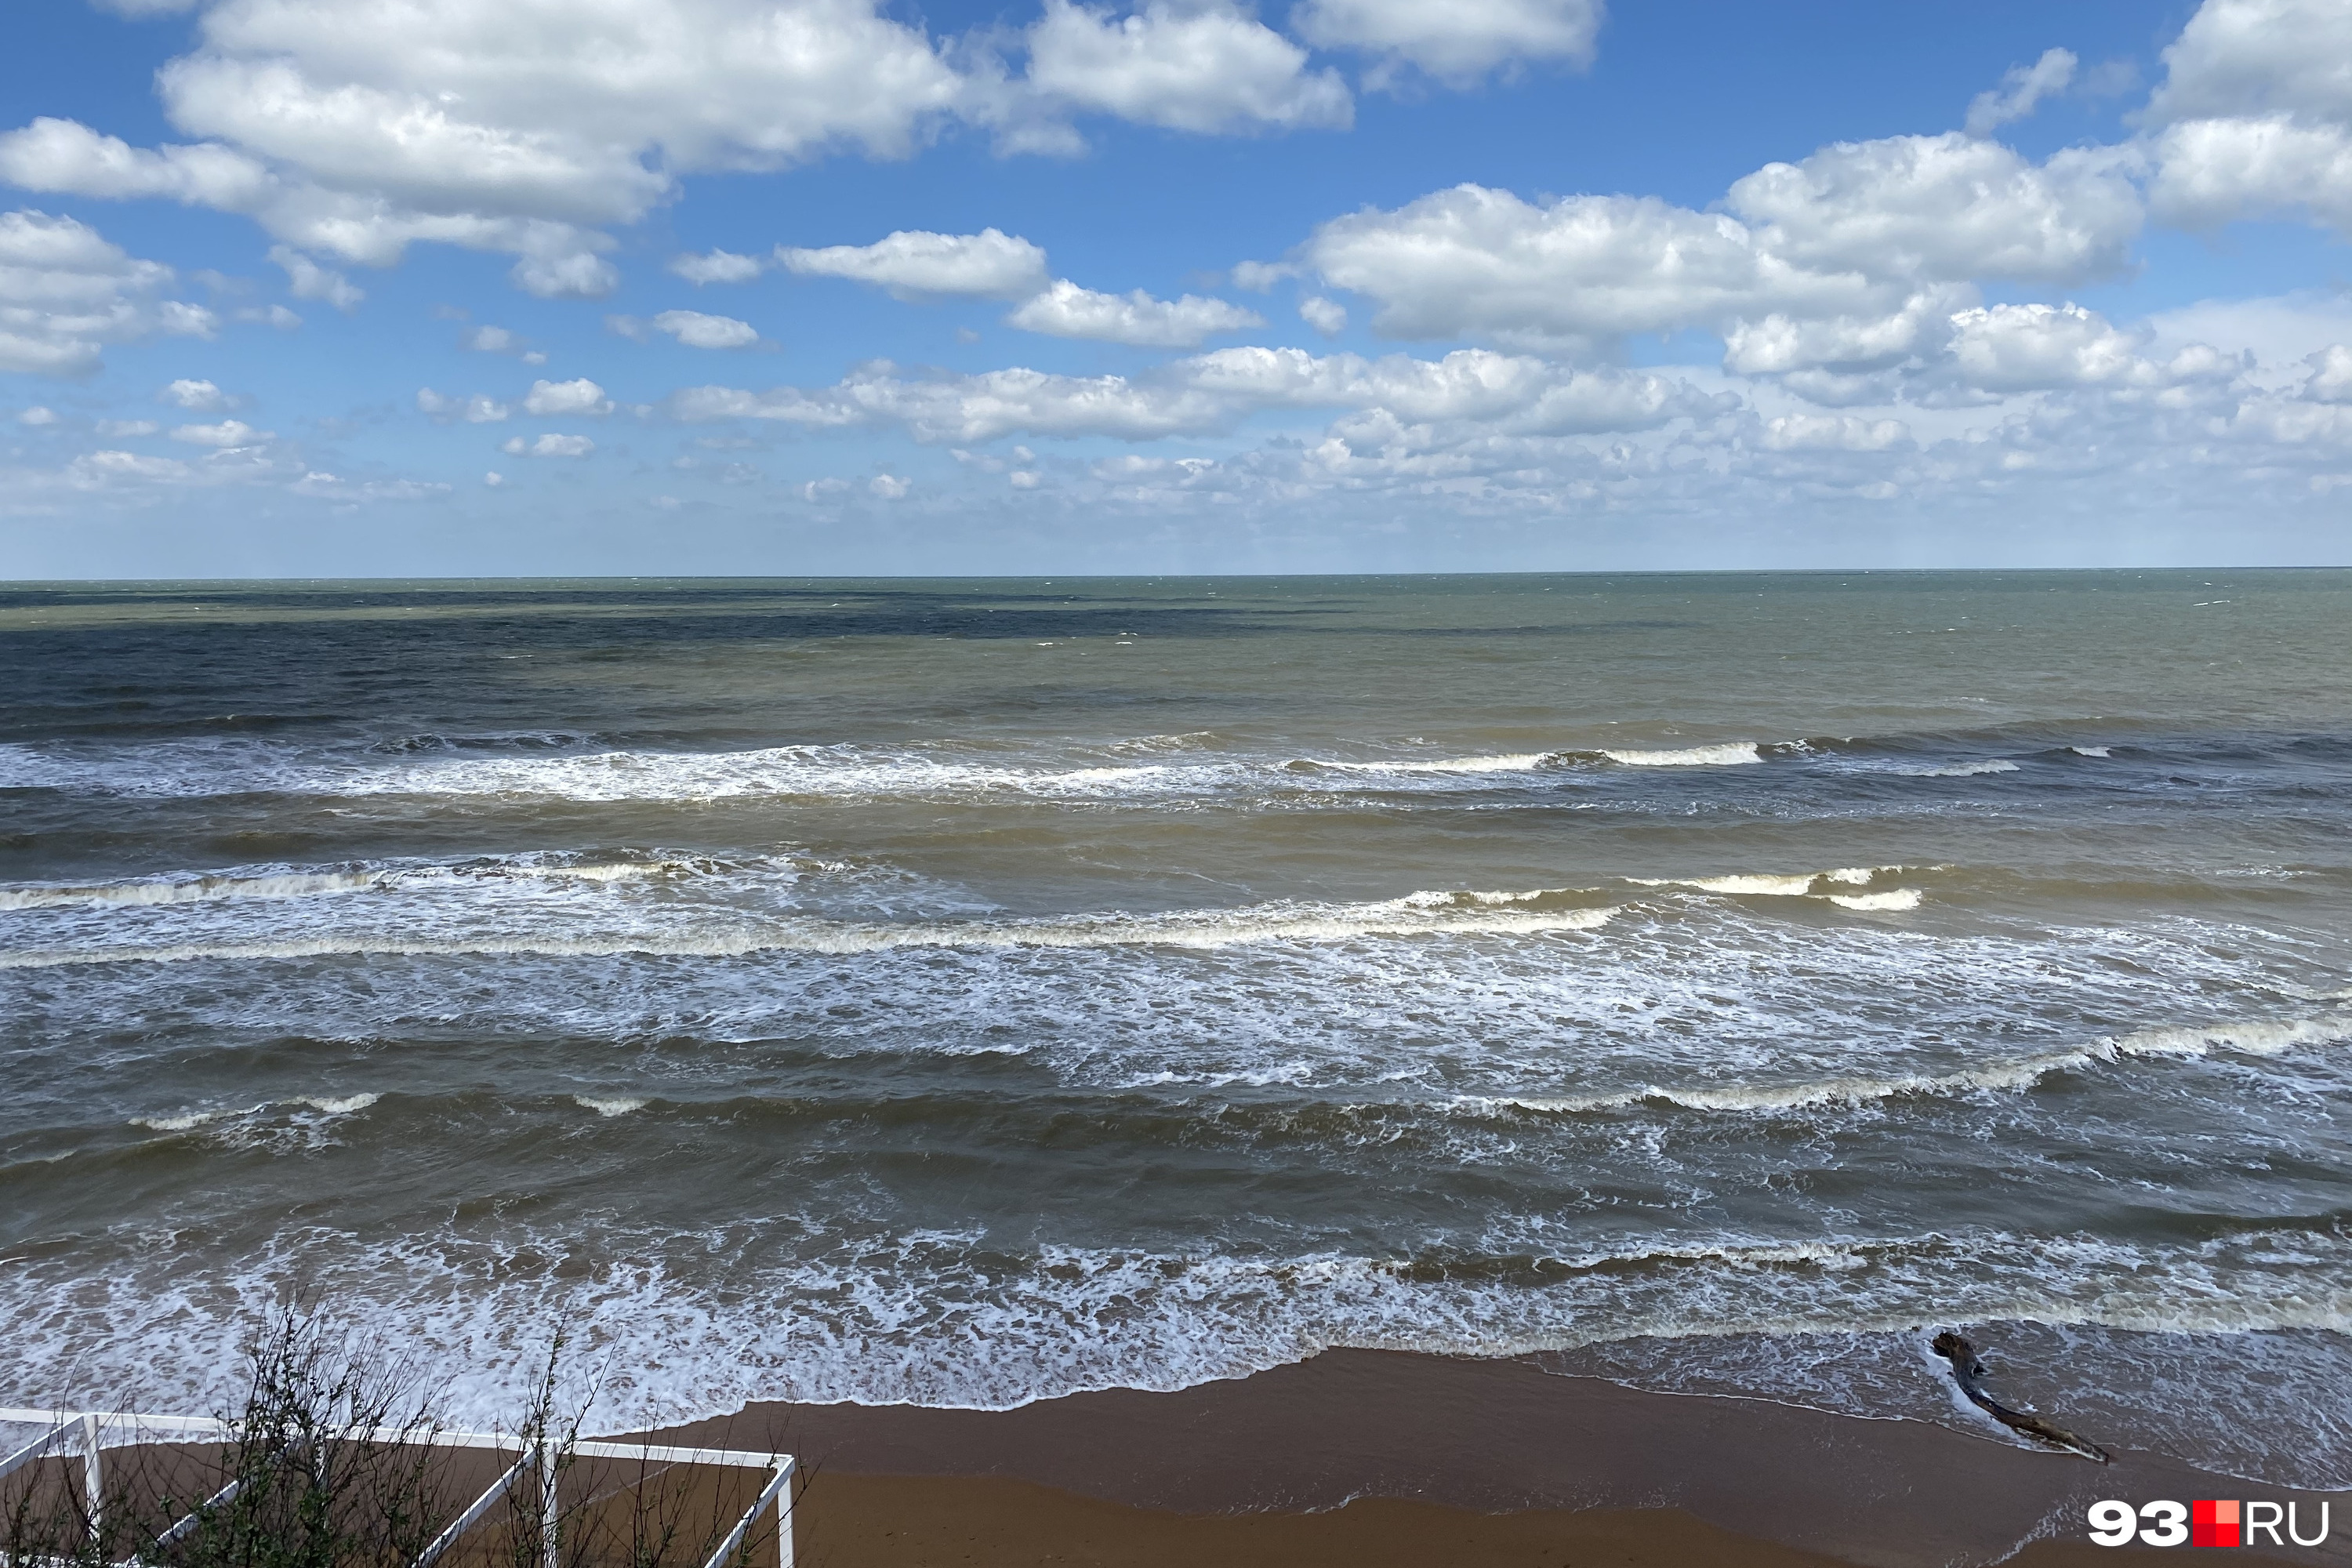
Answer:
[[2193, 1500, 2241, 1548]]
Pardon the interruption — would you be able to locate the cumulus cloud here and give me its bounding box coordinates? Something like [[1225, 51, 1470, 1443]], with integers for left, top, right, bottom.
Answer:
[[2304, 343, 2352, 401], [417, 387, 512, 422], [778, 228, 1051, 299], [522, 377, 613, 416], [673, 344, 1719, 443], [0, 0, 1387, 296], [1291, 0, 1602, 87], [161, 377, 229, 410], [1762, 413, 1910, 451], [268, 245, 362, 310], [1964, 48, 2077, 137], [169, 418, 271, 446], [2146, 0, 2352, 233], [1005, 279, 1262, 346], [0, 208, 215, 376], [0, 117, 273, 209], [462, 324, 532, 354], [1944, 303, 2147, 390], [1021, 0, 1351, 135], [1298, 295, 1347, 336], [1300, 132, 2143, 376], [0, 0, 967, 289], [612, 309, 762, 347], [670, 249, 768, 284], [501, 432, 595, 457]]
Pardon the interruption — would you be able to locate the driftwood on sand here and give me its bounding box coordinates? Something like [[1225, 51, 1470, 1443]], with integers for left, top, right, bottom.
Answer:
[[1930, 1332, 2111, 1465]]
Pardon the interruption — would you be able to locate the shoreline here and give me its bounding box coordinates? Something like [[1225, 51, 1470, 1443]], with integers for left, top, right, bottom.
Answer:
[[639, 1348, 2346, 1566]]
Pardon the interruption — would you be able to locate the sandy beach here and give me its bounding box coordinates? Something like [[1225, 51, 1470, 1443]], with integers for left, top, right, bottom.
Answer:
[[644, 1348, 2347, 1567]]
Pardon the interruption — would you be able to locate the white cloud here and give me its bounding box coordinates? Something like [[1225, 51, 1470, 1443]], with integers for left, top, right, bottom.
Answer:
[[869, 472, 910, 498], [0, 208, 213, 376], [1005, 279, 1262, 346], [501, 432, 595, 457], [2151, 114, 2352, 232], [1022, 0, 1351, 135], [1291, 0, 1602, 87], [2304, 343, 2352, 401], [0, 117, 274, 210], [522, 377, 613, 416], [463, 325, 527, 354], [673, 345, 1719, 443], [778, 227, 1051, 299], [510, 251, 620, 300], [417, 387, 512, 423], [1762, 413, 1911, 451], [1301, 134, 2141, 364], [269, 245, 362, 310], [670, 249, 768, 284], [1298, 295, 1347, 336], [161, 377, 229, 410], [2, 0, 966, 289], [18, 406, 57, 426], [2145, 0, 2352, 233], [169, 418, 271, 446], [1964, 48, 2077, 138], [1944, 303, 2148, 390], [1229, 260, 1296, 291], [611, 308, 759, 346], [234, 302, 302, 328], [1724, 135, 2140, 285], [2147, 0, 2352, 125]]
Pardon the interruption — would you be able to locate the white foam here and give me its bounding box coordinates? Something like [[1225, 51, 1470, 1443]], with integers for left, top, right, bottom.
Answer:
[[2108, 1016, 2352, 1060], [575, 1097, 647, 1117], [132, 1111, 220, 1132], [0, 870, 388, 910], [1625, 867, 1907, 899], [1352, 753, 1552, 775], [1599, 743, 1763, 768], [2071, 746, 2111, 758], [0, 891, 1619, 970], [1472, 1048, 2093, 1116], [0, 858, 696, 913], [1828, 889, 1922, 911], [1466, 1013, 2352, 1116], [1651, 873, 1820, 896], [298, 1094, 379, 1115], [1896, 760, 2020, 778]]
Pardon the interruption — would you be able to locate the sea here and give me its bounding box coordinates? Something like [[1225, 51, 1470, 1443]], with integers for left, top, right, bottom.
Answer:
[[2, 571, 2347, 1487]]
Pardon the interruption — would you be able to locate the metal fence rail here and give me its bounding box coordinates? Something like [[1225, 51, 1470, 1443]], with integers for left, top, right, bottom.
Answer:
[[0, 1407, 793, 1568]]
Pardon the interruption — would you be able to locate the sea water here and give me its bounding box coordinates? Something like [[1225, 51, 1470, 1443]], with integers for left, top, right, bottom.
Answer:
[[2, 571, 2347, 1485]]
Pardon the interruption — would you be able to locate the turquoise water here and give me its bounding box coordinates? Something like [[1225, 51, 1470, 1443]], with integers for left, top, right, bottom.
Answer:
[[2, 570, 2347, 1483]]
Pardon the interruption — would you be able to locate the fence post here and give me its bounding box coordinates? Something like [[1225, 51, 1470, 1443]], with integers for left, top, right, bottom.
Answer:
[[80, 1414, 103, 1543], [777, 1468, 795, 1568], [540, 1439, 560, 1566]]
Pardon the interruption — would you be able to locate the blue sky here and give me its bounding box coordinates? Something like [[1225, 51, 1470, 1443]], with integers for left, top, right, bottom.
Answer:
[[2, 0, 2348, 575]]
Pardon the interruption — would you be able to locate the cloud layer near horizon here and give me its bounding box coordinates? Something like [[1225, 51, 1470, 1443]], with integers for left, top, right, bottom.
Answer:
[[1, 0, 2350, 571]]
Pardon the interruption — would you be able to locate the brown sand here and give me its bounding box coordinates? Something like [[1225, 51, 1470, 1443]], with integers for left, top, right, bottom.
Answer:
[[792, 1471, 2291, 1568], [641, 1348, 2347, 1568]]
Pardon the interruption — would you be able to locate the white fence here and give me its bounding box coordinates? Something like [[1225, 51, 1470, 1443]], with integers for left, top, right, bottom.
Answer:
[[0, 1408, 793, 1568]]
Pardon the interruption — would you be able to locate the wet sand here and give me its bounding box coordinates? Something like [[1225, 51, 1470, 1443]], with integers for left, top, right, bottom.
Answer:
[[644, 1349, 2347, 1567]]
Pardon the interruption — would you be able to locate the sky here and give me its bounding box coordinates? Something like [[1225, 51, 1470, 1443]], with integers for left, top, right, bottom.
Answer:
[[2, 0, 2350, 577]]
